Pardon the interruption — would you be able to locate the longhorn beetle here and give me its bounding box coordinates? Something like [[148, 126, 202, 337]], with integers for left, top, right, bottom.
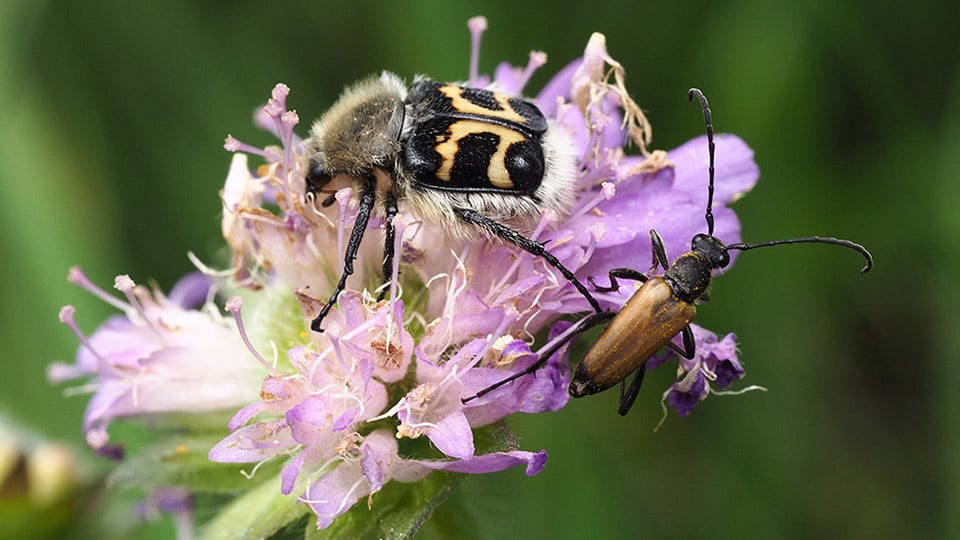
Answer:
[[464, 88, 873, 415]]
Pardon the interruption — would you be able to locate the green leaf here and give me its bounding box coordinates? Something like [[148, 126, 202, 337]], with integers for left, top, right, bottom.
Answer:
[[108, 432, 279, 494], [472, 422, 521, 454], [199, 474, 309, 540]]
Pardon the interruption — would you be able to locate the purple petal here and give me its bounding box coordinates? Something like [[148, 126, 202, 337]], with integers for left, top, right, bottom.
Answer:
[[463, 328, 572, 426], [79, 315, 155, 372], [671, 134, 759, 205], [286, 396, 332, 444], [360, 433, 394, 493], [332, 406, 360, 432], [536, 59, 581, 116], [81, 382, 128, 450], [46, 361, 92, 383], [304, 464, 371, 530], [667, 372, 708, 417], [414, 449, 548, 477], [493, 61, 524, 95], [227, 401, 267, 431], [166, 272, 213, 309], [426, 411, 474, 460], [714, 357, 745, 389], [208, 420, 292, 462], [137, 487, 192, 521], [280, 452, 305, 495]]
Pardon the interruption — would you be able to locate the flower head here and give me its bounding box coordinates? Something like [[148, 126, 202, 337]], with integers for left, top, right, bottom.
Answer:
[[50, 268, 264, 456], [202, 23, 758, 528], [52, 17, 761, 535]]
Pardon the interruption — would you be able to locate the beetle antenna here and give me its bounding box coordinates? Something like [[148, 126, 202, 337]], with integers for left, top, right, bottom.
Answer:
[[725, 236, 874, 273], [688, 88, 716, 236]]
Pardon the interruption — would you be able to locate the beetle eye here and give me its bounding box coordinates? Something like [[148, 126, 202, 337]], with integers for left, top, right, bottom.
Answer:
[[717, 250, 730, 268]]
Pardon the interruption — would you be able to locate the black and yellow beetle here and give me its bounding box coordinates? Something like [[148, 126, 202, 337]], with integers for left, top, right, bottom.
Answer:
[[302, 73, 599, 331], [466, 88, 873, 415]]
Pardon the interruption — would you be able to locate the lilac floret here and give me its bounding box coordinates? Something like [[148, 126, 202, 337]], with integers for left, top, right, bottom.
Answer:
[[51, 271, 264, 453], [667, 372, 708, 417]]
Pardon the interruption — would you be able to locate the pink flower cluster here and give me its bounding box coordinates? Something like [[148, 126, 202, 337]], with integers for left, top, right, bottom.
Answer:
[[52, 17, 759, 531]]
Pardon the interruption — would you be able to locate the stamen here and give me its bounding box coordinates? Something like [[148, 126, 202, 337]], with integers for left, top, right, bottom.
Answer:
[[712, 385, 767, 397], [330, 337, 348, 373], [653, 387, 671, 432], [672, 364, 702, 393], [223, 135, 277, 161], [239, 457, 273, 479], [114, 275, 161, 338], [60, 381, 101, 397], [279, 110, 300, 170], [270, 83, 290, 112], [186, 251, 233, 278], [533, 317, 588, 360], [301, 477, 366, 517], [398, 415, 441, 433], [467, 16, 487, 84], [225, 297, 278, 375], [365, 398, 404, 424], [467, 309, 515, 369], [430, 253, 468, 353], [309, 310, 386, 384], [486, 212, 552, 305], [516, 51, 547, 93], [58, 306, 126, 379], [700, 362, 718, 382], [570, 182, 615, 222], [263, 91, 285, 119], [580, 221, 603, 264], [67, 267, 129, 311]]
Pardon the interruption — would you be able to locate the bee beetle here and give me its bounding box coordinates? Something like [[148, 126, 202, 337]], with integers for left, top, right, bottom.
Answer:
[[465, 88, 873, 415], [303, 72, 600, 332]]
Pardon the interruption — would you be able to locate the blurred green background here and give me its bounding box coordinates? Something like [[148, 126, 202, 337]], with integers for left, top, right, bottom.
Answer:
[[1, 0, 956, 538]]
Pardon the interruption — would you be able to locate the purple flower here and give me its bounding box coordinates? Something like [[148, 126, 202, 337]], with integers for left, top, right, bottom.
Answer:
[[50, 269, 264, 456], [299, 430, 546, 529], [205, 23, 757, 526], [53, 15, 762, 534], [648, 325, 764, 425]]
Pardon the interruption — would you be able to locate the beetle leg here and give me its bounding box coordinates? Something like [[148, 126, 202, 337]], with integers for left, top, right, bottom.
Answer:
[[617, 326, 694, 415], [665, 325, 696, 359], [311, 176, 377, 332], [453, 207, 602, 313], [649, 229, 670, 273], [461, 310, 616, 403], [588, 267, 649, 293], [617, 365, 647, 416], [377, 190, 399, 301]]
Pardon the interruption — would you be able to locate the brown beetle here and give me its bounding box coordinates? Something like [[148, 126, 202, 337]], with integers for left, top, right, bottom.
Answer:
[[465, 88, 873, 415]]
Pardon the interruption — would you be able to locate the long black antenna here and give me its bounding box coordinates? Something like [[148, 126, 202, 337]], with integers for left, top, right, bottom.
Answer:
[[689, 87, 873, 275], [726, 237, 873, 273], [688, 88, 716, 236]]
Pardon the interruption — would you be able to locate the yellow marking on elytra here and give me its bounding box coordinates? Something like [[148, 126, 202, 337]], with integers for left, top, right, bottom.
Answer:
[[434, 120, 526, 188], [438, 85, 527, 125]]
